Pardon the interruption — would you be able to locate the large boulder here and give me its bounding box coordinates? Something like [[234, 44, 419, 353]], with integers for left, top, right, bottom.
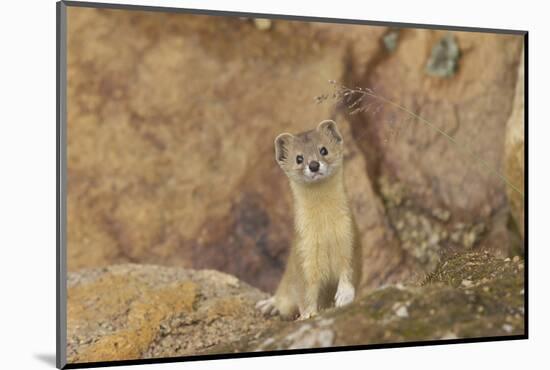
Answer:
[[339, 29, 524, 268], [66, 251, 524, 364], [66, 265, 275, 363], [66, 7, 400, 292], [504, 48, 525, 243], [67, 7, 525, 292], [210, 252, 524, 353]]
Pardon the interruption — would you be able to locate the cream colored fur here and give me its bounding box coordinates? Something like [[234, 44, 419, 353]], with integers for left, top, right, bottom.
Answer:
[[256, 120, 361, 320]]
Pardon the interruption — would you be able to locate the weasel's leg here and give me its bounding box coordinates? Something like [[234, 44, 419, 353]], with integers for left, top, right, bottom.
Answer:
[[256, 259, 300, 320], [334, 272, 355, 307], [299, 278, 320, 320], [276, 295, 299, 319]]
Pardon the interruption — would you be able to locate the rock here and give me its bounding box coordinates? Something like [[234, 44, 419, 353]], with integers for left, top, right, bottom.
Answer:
[[440, 332, 458, 340], [204, 251, 524, 353], [504, 47, 525, 242], [66, 7, 358, 291], [66, 6, 404, 292], [66, 265, 276, 363], [66, 7, 524, 294], [394, 304, 409, 318], [461, 279, 473, 287], [67, 251, 523, 363], [342, 29, 523, 268], [285, 324, 335, 349], [337, 117, 416, 291]]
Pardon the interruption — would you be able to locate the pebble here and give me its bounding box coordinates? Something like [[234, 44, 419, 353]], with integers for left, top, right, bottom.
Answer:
[[395, 305, 409, 318], [440, 332, 458, 340], [316, 329, 335, 347], [317, 318, 335, 327], [259, 337, 275, 349], [432, 208, 451, 222], [253, 19, 272, 31], [461, 279, 473, 288], [395, 283, 405, 290], [502, 324, 513, 333]]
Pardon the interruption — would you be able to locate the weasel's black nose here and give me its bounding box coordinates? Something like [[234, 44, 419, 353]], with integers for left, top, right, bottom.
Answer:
[[309, 161, 320, 172]]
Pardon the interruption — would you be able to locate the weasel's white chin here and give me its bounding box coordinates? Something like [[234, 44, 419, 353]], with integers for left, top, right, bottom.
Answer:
[[304, 173, 326, 183]]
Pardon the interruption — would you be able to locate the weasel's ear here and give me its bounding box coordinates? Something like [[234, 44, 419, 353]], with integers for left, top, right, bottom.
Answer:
[[274, 133, 294, 164], [317, 120, 343, 144]]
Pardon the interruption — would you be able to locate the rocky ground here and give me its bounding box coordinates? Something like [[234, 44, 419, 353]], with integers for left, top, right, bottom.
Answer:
[[67, 251, 524, 364]]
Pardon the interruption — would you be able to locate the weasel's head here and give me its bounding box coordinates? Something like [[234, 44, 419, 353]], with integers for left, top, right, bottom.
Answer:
[[274, 120, 344, 185]]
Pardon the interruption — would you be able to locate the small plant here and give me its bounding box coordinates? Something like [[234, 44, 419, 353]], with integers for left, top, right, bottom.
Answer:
[[316, 80, 524, 198]]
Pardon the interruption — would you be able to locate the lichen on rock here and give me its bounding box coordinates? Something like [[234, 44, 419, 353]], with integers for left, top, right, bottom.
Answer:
[[383, 30, 399, 52], [67, 265, 277, 363], [425, 34, 461, 77], [378, 175, 490, 273]]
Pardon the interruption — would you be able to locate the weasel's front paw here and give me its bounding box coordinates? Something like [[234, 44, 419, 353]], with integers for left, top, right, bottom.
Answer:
[[297, 311, 317, 321], [335, 283, 355, 307], [256, 297, 278, 316]]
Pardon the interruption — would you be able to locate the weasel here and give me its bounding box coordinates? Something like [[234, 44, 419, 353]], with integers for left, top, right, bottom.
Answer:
[[256, 120, 362, 320]]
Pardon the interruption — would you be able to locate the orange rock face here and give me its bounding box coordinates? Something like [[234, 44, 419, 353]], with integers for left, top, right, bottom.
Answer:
[[66, 265, 273, 363], [66, 7, 524, 292]]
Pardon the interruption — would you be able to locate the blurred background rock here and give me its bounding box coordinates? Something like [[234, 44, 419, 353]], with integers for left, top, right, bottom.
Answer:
[[67, 7, 525, 294]]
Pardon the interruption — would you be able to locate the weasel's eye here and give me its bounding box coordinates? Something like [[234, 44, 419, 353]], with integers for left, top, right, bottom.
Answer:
[[296, 155, 304, 164], [320, 147, 328, 156]]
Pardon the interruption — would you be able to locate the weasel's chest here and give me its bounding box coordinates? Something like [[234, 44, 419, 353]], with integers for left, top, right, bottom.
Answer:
[[296, 207, 351, 243], [294, 203, 354, 277]]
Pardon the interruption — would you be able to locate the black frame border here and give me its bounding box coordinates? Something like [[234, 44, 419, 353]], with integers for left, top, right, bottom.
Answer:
[[57, 1, 68, 369], [56, 1, 529, 369]]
